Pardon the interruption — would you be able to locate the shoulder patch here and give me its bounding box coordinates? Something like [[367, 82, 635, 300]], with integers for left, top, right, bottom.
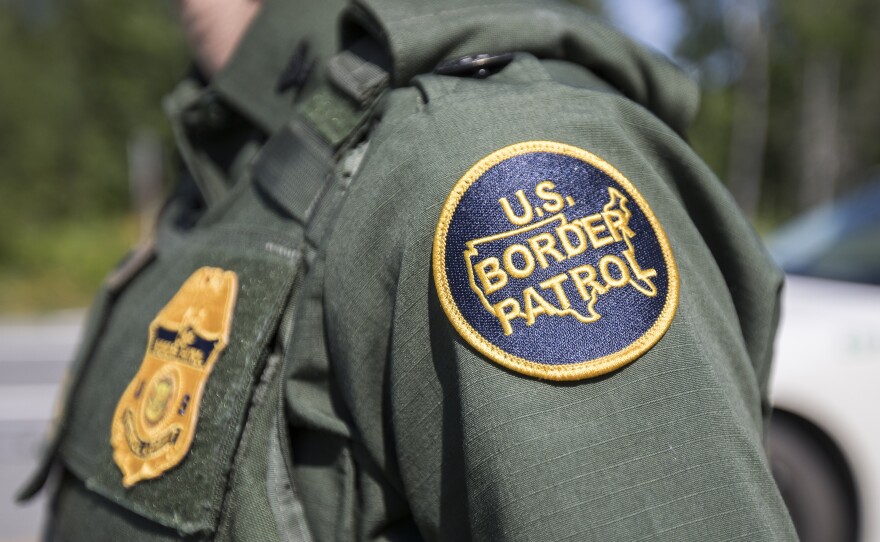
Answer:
[[111, 267, 238, 486], [433, 141, 678, 381]]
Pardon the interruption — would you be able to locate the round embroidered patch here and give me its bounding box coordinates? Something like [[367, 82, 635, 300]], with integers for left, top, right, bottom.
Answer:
[[433, 141, 678, 381]]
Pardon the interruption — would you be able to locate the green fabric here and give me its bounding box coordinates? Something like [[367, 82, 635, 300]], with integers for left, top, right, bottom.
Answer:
[[215, 353, 285, 542], [346, 0, 699, 134], [30, 0, 797, 540], [213, 0, 350, 134], [40, 174, 310, 538], [298, 86, 372, 148], [58, 227, 299, 533], [51, 471, 189, 542], [306, 50, 796, 540], [252, 120, 334, 223], [162, 80, 264, 207]]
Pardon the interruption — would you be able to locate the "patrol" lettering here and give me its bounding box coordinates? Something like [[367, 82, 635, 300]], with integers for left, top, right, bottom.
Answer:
[[466, 185, 658, 335], [433, 141, 679, 380]]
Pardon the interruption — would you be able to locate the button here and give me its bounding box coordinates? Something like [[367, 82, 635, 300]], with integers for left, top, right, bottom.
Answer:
[[277, 41, 313, 93], [181, 92, 232, 134], [202, 94, 228, 129], [434, 52, 515, 78]]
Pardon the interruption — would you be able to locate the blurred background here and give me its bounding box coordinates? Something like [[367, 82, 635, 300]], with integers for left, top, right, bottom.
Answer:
[[0, 0, 184, 313], [3, 0, 880, 313], [0, 0, 878, 541]]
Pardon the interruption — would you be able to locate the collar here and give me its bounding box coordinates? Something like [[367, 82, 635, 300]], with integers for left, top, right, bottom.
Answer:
[[161, 0, 348, 205], [345, 0, 699, 134], [210, 0, 348, 134]]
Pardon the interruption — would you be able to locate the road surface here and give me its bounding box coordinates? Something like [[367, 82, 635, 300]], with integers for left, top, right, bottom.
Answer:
[[0, 311, 83, 542]]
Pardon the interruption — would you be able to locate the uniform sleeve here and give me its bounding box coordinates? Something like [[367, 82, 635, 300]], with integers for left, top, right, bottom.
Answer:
[[325, 81, 796, 541]]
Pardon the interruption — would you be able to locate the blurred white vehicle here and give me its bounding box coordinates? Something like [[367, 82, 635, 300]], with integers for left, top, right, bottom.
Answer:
[[767, 179, 880, 542]]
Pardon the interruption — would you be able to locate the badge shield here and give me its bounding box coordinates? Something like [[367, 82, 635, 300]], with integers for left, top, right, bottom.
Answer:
[[111, 267, 238, 487]]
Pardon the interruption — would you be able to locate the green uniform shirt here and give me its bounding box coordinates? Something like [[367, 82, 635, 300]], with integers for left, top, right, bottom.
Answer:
[[22, 0, 797, 540]]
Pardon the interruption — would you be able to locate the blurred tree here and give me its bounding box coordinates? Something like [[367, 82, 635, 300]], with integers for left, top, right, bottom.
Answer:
[[723, 1, 769, 219], [3, 0, 879, 309], [775, 0, 880, 210], [0, 0, 186, 311], [0, 0, 185, 224], [567, 0, 602, 11], [672, 0, 769, 218], [672, 0, 880, 221]]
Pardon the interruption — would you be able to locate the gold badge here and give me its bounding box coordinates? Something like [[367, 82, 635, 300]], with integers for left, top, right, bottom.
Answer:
[[111, 267, 238, 487]]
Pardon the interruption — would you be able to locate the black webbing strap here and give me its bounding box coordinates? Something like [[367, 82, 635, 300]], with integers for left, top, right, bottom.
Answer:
[[251, 120, 333, 225], [251, 38, 389, 225]]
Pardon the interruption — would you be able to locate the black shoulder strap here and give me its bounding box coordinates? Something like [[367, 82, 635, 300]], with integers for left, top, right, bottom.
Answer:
[[251, 36, 391, 227]]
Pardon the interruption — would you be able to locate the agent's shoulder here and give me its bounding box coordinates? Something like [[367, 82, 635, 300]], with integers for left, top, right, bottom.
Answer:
[[325, 54, 693, 304], [338, 54, 660, 233]]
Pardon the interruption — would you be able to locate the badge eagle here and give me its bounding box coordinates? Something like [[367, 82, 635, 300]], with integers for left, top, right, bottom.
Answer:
[[111, 267, 238, 487]]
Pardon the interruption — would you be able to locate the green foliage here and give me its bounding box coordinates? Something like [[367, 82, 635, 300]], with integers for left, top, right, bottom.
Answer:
[[566, 0, 603, 12], [777, 0, 864, 53], [0, 0, 186, 312], [3, 0, 879, 310], [687, 89, 734, 179], [673, 0, 880, 223], [0, 215, 138, 311]]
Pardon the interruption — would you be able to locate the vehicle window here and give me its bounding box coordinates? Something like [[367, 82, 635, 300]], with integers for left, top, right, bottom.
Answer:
[[794, 217, 880, 285]]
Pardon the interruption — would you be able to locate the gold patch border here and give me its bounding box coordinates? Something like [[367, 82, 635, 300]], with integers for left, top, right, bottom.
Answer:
[[432, 140, 679, 381]]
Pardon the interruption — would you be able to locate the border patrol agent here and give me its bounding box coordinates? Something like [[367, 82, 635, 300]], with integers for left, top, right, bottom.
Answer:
[[19, 0, 798, 540]]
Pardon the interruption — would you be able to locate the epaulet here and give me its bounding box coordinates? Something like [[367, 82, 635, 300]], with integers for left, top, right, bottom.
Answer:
[[250, 36, 392, 227]]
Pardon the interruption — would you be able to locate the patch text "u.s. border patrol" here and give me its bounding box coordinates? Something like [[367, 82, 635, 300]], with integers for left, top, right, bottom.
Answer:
[[433, 141, 678, 381]]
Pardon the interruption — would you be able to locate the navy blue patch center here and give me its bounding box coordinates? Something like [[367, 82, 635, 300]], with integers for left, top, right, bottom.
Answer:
[[434, 142, 677, 380]]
